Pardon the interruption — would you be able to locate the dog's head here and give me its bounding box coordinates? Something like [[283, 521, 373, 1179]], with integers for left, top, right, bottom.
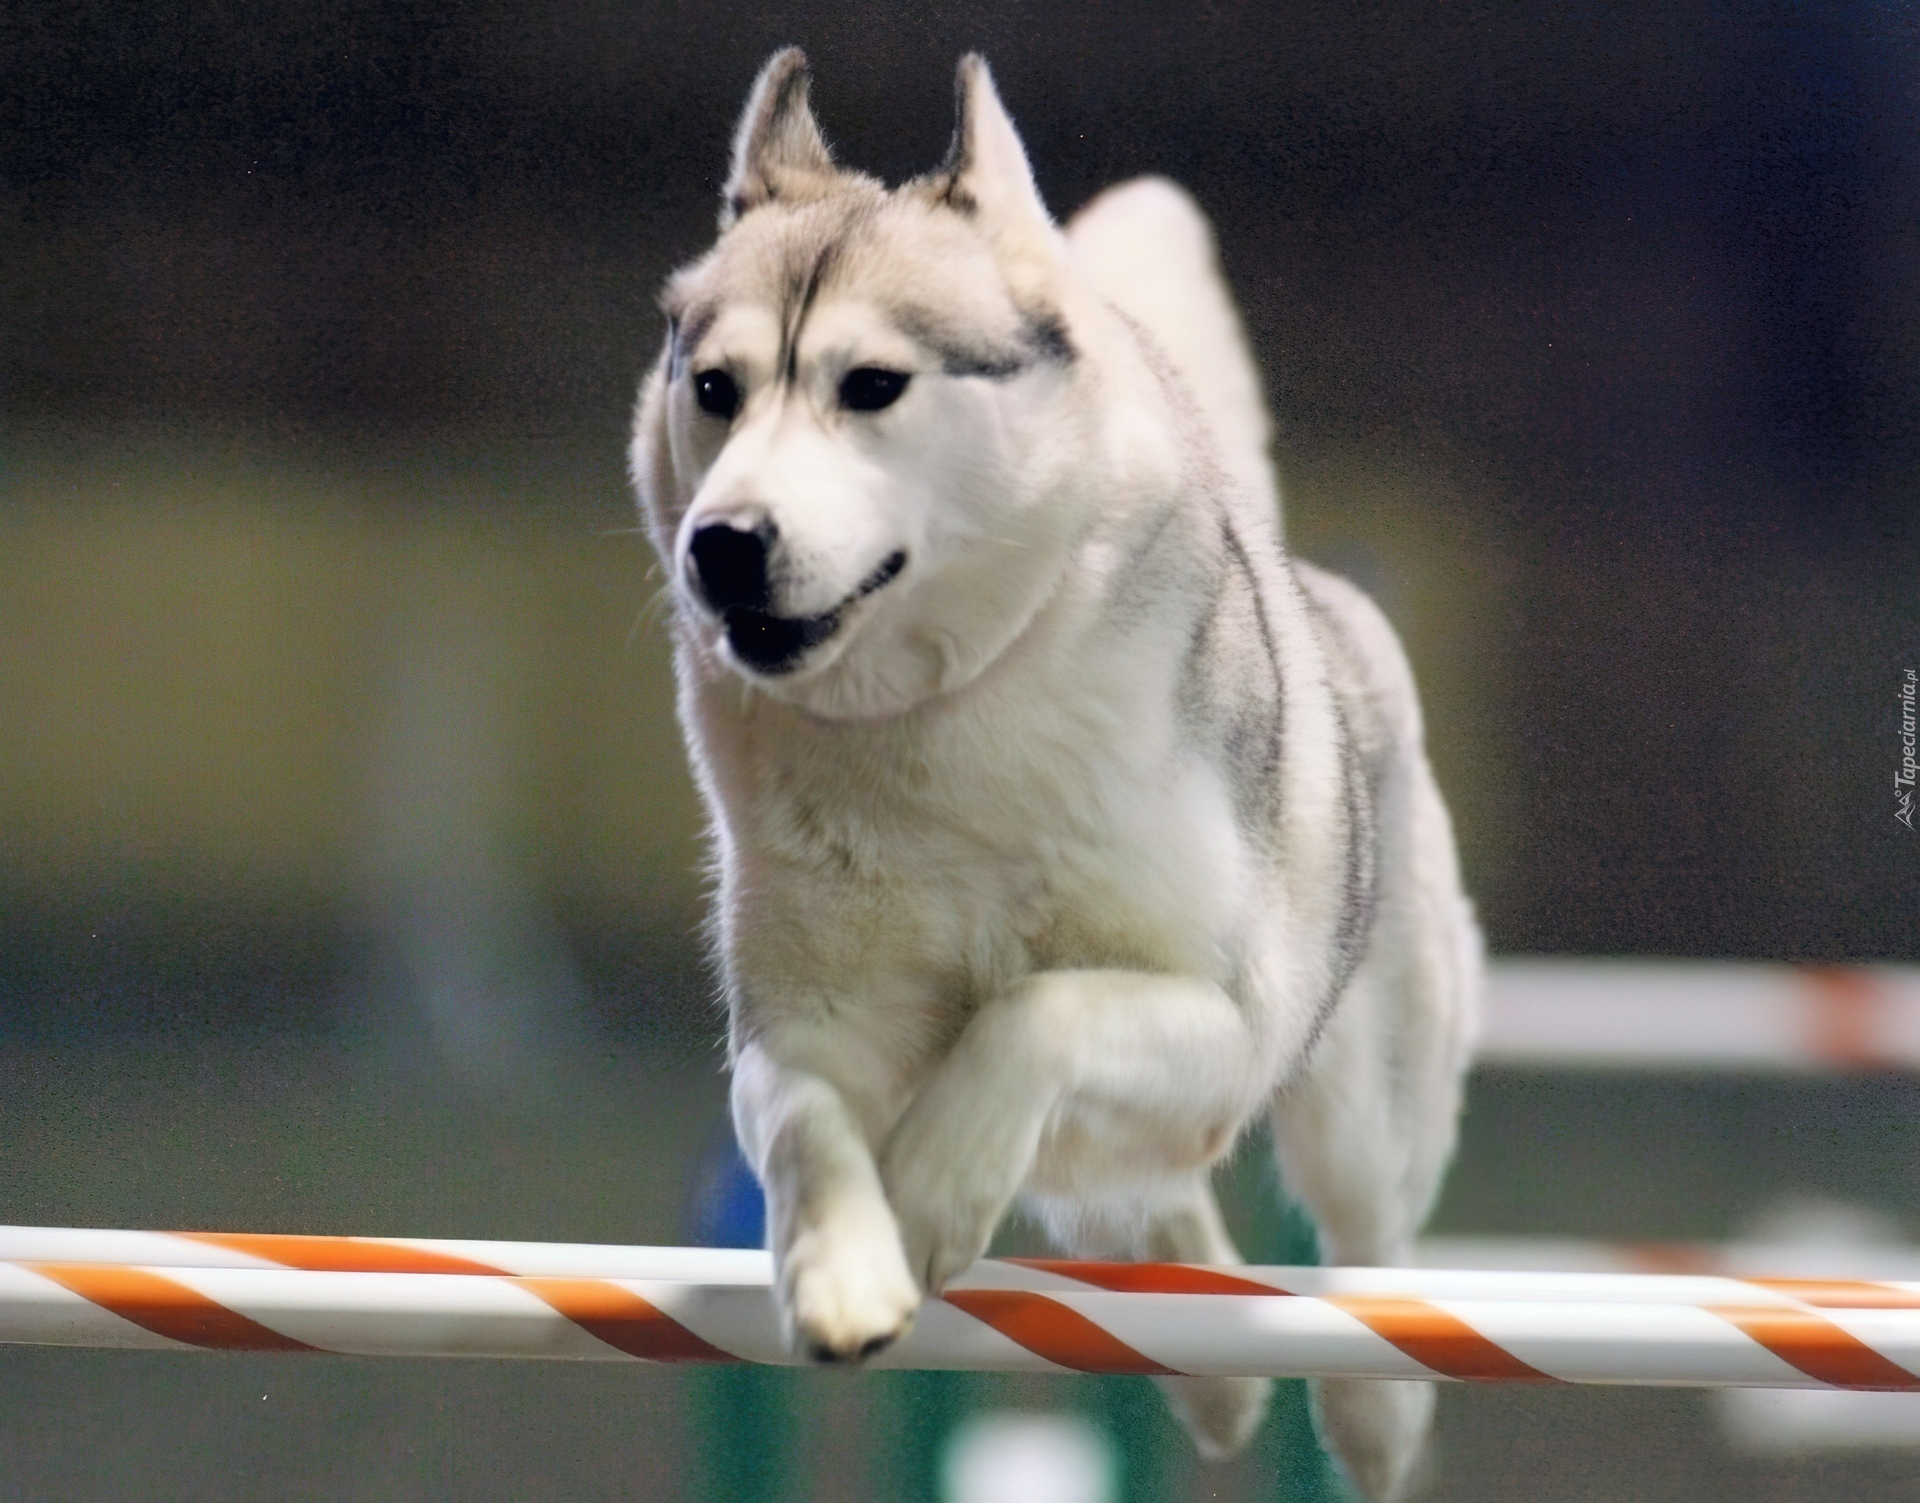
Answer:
[[632, 51, 1091, 720]]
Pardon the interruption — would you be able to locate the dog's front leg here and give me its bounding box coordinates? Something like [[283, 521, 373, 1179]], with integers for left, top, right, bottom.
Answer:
[[878, 969, 1269, 1293], [732, 1040, 922, 1360]]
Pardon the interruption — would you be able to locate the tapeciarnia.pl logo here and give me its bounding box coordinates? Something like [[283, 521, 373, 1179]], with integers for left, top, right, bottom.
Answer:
[[1899, 668, 1917, 830]]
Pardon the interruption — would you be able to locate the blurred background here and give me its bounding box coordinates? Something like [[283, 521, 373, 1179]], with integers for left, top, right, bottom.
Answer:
[[2, 2, 1917, 1499]]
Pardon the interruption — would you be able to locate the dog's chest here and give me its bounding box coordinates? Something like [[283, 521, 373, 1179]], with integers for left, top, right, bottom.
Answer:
[[747, 654, 1249, 994]]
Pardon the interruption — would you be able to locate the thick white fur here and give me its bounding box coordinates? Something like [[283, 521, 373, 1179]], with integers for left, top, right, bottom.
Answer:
[[632, 51, 1478, 1501]]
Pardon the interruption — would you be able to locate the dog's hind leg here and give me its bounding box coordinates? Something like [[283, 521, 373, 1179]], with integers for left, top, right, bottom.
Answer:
[[1141, 1182, 1274, 1460], [1269, 912, 1475, 1501], [1272, 564, 1480, 1500], [1271, 975, 1432, 1502], [1029, 1178, 1273, 1461]]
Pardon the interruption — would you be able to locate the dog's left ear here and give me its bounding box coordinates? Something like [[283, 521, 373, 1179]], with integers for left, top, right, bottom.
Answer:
[[723, 48, 836, 227], [937, 56, 1063, 272]]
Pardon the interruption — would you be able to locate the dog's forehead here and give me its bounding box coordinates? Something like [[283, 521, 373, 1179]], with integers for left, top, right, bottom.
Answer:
[[664, 190, 1026, 361], [663, 192, 878, 337]]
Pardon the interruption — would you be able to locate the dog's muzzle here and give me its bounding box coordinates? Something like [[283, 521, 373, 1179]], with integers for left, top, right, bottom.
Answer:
[[687, 520, 907, 675]]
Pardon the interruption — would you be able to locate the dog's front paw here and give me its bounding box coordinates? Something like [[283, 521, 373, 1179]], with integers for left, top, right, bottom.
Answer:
[[779, 1215, 923, 1363], [881, 1139, 1014, 1294], [890, 1186, 1000, 1295]]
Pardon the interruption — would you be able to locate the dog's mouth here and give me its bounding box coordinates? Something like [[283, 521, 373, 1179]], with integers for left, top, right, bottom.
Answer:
[[722, 549, 907, 676]]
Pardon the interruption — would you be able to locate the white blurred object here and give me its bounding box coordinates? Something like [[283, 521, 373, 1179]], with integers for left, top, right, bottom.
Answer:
[[1480, 959, 1920, 1071], [1715, 1195, 1920, 1453], [941, 1412, 1117, 1503], [1421, 1197, 1919, 1280], [1720, 1388, 1920, 1453], [1737, 1194, 1910, 1250]]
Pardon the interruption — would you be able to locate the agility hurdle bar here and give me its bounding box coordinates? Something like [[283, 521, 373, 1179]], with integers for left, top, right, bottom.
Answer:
[[6, 1225, 1920, 1391], [1479, 961, 1920, 1072]]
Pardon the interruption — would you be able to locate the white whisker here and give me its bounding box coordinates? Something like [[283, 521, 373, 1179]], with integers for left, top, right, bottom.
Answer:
[[628, 584, 674, 648]]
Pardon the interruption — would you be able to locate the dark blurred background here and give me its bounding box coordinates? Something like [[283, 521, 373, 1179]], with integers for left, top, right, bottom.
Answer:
[[3, 4, 1918, 1500], [5, 0, 1917, 991]]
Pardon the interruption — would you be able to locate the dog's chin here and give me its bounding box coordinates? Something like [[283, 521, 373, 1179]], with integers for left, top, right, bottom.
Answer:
[[713, 605, 937, 721], [721, 607, 844, 677], [718, 607, 917, 718]]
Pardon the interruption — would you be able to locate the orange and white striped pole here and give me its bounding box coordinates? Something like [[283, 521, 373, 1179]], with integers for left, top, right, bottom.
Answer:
[[1478, 961, 1920, 1071], [5, 1225, 1920, 1391]]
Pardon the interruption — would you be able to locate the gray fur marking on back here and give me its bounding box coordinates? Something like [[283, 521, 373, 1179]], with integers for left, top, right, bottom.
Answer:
[[1292, 580, 1384, 1060]]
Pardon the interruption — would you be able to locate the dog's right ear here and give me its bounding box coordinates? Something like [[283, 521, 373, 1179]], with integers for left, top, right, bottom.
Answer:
[[722, 49, 835, 228], [932, 55, 1065, 285]]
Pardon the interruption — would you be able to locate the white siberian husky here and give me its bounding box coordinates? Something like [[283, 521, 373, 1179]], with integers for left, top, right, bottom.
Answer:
[[631, 49, 1479, 1500]]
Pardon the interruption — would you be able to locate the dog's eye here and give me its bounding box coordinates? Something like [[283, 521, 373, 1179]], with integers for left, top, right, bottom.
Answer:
[[694, 369, 741, 420], [839, 367, 910, 413]]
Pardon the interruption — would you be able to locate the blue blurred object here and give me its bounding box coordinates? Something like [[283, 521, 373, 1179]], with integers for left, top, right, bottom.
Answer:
[[684, 1115, 767, 1250], [683, 1115, 787, 1503]]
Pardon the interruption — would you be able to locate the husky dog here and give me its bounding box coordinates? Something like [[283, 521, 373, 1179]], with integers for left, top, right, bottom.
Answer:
[[631, 49, 1478, 1500]]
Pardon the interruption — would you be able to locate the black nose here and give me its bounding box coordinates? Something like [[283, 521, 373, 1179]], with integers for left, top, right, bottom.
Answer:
[[689, 520, 774, 612]]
